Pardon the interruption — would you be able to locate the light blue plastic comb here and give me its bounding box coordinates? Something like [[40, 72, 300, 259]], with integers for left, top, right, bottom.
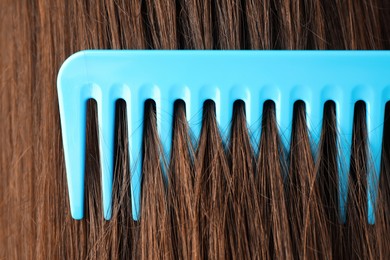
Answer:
[[57, 50, 390, 223]]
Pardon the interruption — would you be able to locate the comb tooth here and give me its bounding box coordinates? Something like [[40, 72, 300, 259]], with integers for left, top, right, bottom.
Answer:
[[98, 89, 117, 220], [219, 88, 231, 140], [188, 87, 201, 141], [211, 87, 224, 137], [278, 93, 293, 151], [159, 93, 174, 179], [367, 103, 383, 224], [337, 100, 354, 223], [307, 100, 324, 160], [249, 88, 261, 149], [59, 89, 88, 220]]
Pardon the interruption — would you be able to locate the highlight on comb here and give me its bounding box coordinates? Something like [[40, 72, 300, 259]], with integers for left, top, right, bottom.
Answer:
[[57, 50, 390, 221]]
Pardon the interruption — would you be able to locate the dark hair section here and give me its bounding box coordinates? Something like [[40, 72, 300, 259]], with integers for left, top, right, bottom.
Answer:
[[286, 101, 332, 259], [376, 102, 390, 259], [1, 0, 390, 259]]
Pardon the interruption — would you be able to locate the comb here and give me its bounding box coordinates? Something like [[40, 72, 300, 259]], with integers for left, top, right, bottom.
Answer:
[[57, 50, 390, 223]]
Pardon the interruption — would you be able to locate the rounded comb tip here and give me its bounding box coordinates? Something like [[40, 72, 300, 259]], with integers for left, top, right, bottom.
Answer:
[[70, 208, 84, 220]]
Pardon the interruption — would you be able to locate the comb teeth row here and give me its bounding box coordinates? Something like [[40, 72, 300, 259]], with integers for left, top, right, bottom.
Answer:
[[58, 50, 390, 223]]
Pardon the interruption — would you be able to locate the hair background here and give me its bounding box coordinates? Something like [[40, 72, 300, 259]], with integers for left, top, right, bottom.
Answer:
[[1, 0, 390, 259]]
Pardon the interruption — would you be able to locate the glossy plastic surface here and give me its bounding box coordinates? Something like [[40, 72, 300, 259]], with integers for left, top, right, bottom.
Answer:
[[57, 50, 390, 223]]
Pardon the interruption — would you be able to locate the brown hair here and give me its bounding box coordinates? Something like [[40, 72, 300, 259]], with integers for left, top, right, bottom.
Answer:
[[1, 0, 390, 259]]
